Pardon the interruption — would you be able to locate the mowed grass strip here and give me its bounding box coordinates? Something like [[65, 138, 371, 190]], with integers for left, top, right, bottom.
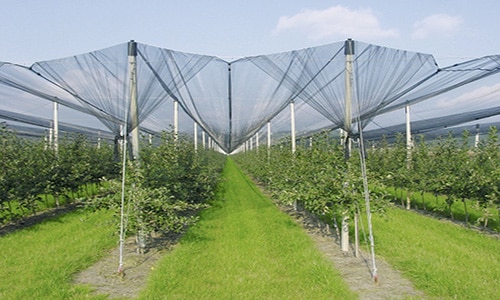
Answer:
[[139, 158, 356, 299], [371, 207, 500, 299], [0, 209, 116, 299]]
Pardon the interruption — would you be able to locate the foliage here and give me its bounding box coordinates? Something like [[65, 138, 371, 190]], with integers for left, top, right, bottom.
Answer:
[[233, 131, 387, 229], [0, 127, 119, 224], [367, 126, 500, 230], [86, 132, 226, 250]]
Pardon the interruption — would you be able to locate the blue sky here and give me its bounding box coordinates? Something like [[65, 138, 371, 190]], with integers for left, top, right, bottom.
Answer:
[[2, 0, 499, 66]]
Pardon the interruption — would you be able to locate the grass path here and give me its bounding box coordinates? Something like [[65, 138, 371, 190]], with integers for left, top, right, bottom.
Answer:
[[139, 158, 356, 299], [371, 208, 500, 299], [0, 209, 116, 299]]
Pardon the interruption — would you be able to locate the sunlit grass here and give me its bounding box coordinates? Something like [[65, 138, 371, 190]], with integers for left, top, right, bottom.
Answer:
[[370, 206, 500, 299], [0, 209, 116, 299], [139, 158, 357, 299]]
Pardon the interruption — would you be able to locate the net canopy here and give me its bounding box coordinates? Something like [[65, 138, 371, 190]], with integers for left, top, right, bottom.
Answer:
[[1, 40, 499, 153]]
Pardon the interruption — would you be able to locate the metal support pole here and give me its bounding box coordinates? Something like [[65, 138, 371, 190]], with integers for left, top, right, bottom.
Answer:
[[290, 101, 296, 154], [267, 122, 271, 148], [344, 38, 354, 160], [194, 122, 198, 151], [406, 105, 412, 167], [256, 132, 259, 151], [53, 101, 59, 153], [341, 38, 354, 253], [474, 124, 480, 147], [128, 40, 140, 160], [174, 100, 178, 142]]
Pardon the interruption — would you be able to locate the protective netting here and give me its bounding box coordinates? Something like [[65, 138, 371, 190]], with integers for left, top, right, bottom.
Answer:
[[1, 40, 500, 153]]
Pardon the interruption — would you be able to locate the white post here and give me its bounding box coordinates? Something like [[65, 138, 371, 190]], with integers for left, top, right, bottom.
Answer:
[[406, 105, 412, 164], [290, 101, 296, 154], [97, 131, 101, 149], [267, 122, 271, 149], [341, 38, 354, 253], [202, 131, 206, 149], [474, 124, 480, 147], [174, 100, 179, 141], [256, 132, 259, 150], [344, 38, 354, 158], [48, 121, 53, 150], [53, 102, 59, 153], [194, 122, 198, 151], [128, 40, 140, 160]]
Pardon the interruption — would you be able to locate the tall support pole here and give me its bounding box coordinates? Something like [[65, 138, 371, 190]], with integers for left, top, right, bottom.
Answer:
[[194, 122, 198, 151], [48, 122, 53, 150], [474, 124, 480, 147], [256, 132, 260, 151], [405, 105, 413, 209], [267, 122, 271, 148], [128, 40, 140, 160], [341, 38, 354, 254], [267, 121, 272, 161], [202, 131, 206, 149], [290, 101, 296, 154], [228, 63, 233, 154], [173, 100, 179, 141], [53, 101, 59, 154], [406, 105, 412, 166], [344, 38, 354, 159]]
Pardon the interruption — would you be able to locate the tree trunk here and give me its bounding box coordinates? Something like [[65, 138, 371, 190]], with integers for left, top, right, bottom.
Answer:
[[447, 197, 454, 220]]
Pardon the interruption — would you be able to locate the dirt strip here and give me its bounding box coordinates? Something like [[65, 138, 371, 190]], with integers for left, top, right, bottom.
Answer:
[[282, 205, 426, 300]]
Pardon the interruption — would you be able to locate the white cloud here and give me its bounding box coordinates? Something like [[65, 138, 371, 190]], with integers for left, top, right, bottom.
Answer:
[[436, 82, 500, 108], [273, 5, 399, 40], [412, 14, 462, 40]]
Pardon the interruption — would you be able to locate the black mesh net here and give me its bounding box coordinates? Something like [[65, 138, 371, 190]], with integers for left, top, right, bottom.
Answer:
[[1, 40, 499, 153]]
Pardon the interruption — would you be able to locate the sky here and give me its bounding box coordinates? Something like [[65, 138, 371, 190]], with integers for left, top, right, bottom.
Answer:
[[1, 0, 499, 66]]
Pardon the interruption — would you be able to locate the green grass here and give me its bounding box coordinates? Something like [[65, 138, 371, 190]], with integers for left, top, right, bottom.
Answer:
[[0, 208, 117, 299], [371, 206, 500, 299], [139, 158, 356, 299]]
